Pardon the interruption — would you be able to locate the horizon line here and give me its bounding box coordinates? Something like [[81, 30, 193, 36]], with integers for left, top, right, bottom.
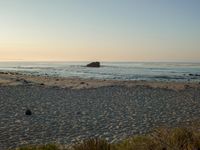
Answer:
[[0, 60, 200, 63]]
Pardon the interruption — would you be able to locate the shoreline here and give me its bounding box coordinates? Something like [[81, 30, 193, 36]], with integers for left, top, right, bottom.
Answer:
[[0, 71, 200, 90]]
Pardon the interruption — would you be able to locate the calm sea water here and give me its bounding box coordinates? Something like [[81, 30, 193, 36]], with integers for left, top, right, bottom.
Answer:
[[0, 62, 200, 82]]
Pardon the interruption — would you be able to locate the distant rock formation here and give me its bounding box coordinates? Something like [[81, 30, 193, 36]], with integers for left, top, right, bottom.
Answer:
[[86, 62, 100, 68]]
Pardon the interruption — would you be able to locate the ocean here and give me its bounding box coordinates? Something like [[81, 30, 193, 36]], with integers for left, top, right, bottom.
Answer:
[[0, 61, 200, 82]]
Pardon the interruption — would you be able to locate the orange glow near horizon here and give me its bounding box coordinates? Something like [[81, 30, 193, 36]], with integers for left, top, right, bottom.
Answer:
[[1, 47, 200, 62]]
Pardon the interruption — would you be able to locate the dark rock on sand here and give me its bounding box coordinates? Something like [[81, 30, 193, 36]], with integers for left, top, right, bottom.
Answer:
[[184, 85, 190, 89], [86, 62, 100, 67], [0, 72, 8, 75], [189, 73, 200, 77], [76, 111, 81, 115], [25, 109, 32, 115], [15, 79, 21, 82], [23, 79, 30, 84]]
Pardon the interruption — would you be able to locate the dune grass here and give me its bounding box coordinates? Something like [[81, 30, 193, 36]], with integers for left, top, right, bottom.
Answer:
[[14, 144, 60, 150], [13, 127, 200, 150], [114, 127, 200, 150], [72, 138, 111, 150]]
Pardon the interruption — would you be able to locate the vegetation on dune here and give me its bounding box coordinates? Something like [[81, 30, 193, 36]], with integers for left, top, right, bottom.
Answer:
[[72, 138, 111, 150], [14, 144, 60, 150], [13, 127, 200, 150], [114, 127, 200, 150]]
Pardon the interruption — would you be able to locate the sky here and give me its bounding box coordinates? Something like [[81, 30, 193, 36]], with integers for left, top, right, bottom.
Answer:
[[0, 0, 200, 62]]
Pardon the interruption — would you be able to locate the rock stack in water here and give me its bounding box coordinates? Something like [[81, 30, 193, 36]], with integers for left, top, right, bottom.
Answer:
[[86, 62, 100, 68]]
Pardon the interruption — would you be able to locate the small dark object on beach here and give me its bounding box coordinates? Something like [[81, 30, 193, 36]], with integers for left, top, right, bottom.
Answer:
[[80, 82, 85, 84], [40, 83, 45, 86], [1, 72, 8, 74], [16, 79, 21, 82], [76, 111, 81, 115], [25, 109, 32, 116], [23, 79, 30, 84], [86, 62, 100, 67], [185, 85, 190, 88], [189, 73, 200, 77], [9, 72, 14, 75]]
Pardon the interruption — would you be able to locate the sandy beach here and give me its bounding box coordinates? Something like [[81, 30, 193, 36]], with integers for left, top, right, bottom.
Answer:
[[0, 71, 200, 149]]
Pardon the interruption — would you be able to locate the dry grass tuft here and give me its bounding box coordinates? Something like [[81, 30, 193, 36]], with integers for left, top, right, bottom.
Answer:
[[115, 127, 200, 150], [12, 127, 200, 150], [72, 138, 111, 150], [14, 144, 60, 150]]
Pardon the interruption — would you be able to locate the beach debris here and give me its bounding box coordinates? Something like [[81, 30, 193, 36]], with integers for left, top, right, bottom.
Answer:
[[76, 111, 81, 115], [184, 84, 190, 89], [23, 79, 30, 84], [16, 79, 21, 82], [80, 82, 85, 84], [189, 73, 200, 77], [25, 109, 32, 116], [0, 72, 8, 74], [86, 62, 100, 67]]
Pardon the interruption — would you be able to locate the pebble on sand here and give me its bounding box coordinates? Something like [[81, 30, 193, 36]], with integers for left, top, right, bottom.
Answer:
[[25, 109, 32, 116]]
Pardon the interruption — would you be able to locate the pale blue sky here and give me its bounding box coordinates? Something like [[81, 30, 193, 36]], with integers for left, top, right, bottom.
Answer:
[[0, 0, 199, 61]]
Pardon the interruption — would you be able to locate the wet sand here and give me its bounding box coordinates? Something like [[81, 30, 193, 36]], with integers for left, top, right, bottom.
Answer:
[[0, 71, 200, 149], [0, 71, 199, 90]]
